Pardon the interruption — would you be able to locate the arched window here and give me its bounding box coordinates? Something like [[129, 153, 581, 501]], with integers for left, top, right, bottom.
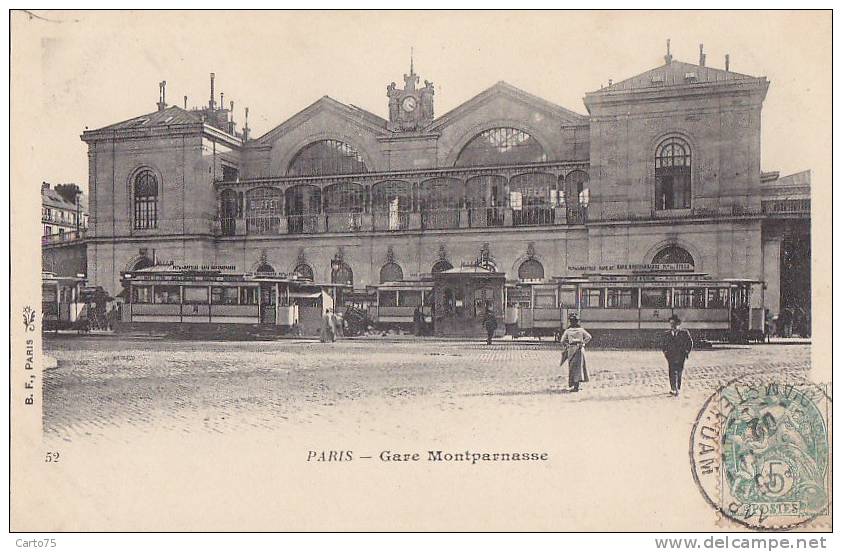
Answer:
[[652, 245, 695, 267], [419, 177, 462, 229], [246, 187, 282, 235], [455, 127, 548, 167], [372, 180, 412, 231], [287, 139, 368, 176], [380, 262, 403, 283], [331, 262, 353, 287], [465, 175, 506, 228], [293, 263, 314, 281], [431, 260, 453, 274], [133, 170, 158, 229], [655, 137, 692, 210], [324, 182, 365, 232], [220, 189, 239, 236], [509, 172, 556, 226], [518, 259, 545, 280], [562, 170, 589, 224], [285, 184, 321, 234], [255, 262, 275, 274]]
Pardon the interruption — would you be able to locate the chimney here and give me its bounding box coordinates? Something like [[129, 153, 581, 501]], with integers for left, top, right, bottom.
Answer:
[[725, 54, 730, 72], [220, 92, 224, 109], [42, 181, 50, 191], [209, 73, 216, 110], [699, 44, 706, 67], [243, 107, 250, 141], [608, 79, 613, 87], [664, 38, 673, 64], [183, 95, 187, 109], [157, 80, 167, 111]]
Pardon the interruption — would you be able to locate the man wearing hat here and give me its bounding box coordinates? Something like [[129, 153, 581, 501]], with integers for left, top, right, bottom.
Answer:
[[661, 314, 693, 396], [559, 312, 592, 392]]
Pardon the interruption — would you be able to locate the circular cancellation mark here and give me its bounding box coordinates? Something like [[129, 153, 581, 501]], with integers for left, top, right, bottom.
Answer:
[[690, 375, 831, 530]]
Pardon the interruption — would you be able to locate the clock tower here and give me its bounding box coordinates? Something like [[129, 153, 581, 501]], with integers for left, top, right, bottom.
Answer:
[[386, 57, 434, 132]]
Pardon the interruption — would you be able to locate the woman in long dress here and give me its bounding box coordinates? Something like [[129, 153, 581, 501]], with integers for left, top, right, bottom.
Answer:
[[559, 312, 592, 392]]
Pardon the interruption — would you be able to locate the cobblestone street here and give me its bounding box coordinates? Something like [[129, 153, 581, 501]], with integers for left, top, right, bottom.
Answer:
[[33, 337, 817, 531], [43, 337, 811, 441]]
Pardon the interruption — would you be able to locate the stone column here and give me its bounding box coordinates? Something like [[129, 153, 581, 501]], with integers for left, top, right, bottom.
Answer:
[[762, 236, 783, 316]]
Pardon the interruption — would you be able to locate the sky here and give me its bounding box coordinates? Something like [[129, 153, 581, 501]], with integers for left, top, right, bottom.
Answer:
[[12, 10, 831, 193]]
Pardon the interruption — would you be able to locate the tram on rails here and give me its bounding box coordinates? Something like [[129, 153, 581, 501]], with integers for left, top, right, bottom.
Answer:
[[119, 266, 348, 338], [505, 270, 764, 346], [42, 272, 112, 332]]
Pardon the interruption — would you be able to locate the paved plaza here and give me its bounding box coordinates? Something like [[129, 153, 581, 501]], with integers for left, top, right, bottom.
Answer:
[[30, 336, 817, 531], [43, 337, 811, 442]]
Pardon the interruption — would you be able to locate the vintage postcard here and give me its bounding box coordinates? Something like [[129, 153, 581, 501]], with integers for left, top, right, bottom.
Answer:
[[10, 10, 831, 535]]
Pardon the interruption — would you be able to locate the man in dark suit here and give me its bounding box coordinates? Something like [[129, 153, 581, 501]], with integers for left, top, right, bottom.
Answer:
[[661, 314, 693, 397]]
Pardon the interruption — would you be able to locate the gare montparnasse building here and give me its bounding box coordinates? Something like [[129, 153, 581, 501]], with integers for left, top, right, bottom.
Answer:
[[80, 46, 810, 317]]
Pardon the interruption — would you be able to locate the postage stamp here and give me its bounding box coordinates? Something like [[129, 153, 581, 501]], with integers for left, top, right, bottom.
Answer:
[[690, 376, 831, 530]]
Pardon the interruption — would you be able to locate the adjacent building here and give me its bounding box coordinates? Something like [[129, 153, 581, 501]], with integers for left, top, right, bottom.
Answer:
[[41, 182, 88, 244]]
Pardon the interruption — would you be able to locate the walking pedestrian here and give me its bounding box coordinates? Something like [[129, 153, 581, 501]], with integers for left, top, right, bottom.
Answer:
[[482, 303, 497, 345], [559, 312, 591, 392], [661, 314, 693, 397], [413, 306, 423, 337]]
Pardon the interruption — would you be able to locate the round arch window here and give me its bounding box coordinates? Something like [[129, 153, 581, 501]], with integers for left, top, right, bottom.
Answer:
[[293, 263, 313, 281], [288, 139, 368, 176], [255, 262, 275, 274], [331, 263, 353, 287], [652, 246, 694, 267], [380, 262, 403, 283], [518, 259, 545, 280], [455, 127, 548, 167], [431, 260, 453, 274]]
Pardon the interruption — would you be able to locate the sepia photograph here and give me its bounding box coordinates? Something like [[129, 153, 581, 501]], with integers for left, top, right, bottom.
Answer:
[[9, 9, 832, 539]]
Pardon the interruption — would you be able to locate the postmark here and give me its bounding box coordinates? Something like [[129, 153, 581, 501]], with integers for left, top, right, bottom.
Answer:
[[690, 375, 831, 530]]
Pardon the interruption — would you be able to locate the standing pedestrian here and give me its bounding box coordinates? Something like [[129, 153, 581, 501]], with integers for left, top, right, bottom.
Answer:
[[482, 302, 497, 345], [413, 306, 423, 337], [559, 312, 592, 392], [320, 308, 336, 343], [661, 314, 693, 397]]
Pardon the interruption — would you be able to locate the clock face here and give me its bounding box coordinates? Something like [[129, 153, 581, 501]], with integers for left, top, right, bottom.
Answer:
[[401, 96, 417, 112]]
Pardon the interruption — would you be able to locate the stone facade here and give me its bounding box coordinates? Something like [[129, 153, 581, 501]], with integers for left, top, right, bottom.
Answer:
[[78, 54, 810, 317]]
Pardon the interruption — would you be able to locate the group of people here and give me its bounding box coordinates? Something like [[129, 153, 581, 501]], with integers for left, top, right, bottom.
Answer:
[[557, 312, 693, 397]]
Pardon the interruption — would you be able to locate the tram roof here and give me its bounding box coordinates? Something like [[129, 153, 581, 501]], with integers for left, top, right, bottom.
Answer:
[[122, 266, 348, 287]]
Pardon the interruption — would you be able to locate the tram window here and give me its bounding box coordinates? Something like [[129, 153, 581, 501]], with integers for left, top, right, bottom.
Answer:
[[558, 290, 577, 308], [674, 288, 705, 308], [506, 287, 531, 308], [581, 289, 603, 308], [183, 286, 209, 304], [606, 288, 636, 308], [154, 285, 181, 304], [398, 290, 422, 307], [239, 287, 259, 305], [707, 288, 728, 309], [640, 289, 669, 308], [380, 291, 397, 307], [211, 287, 239, 305], [42, 286, 57, 303], [534, 290, 556, 308], [132, 286, 153, 304]]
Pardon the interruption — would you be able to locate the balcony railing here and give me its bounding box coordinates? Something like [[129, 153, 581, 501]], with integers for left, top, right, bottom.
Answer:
[[42, 229, 86, 245], [326, 212, 364, 233], [465, 207, 506, 228], [373, 211, 411, 232], [421, 209, 461, 230]]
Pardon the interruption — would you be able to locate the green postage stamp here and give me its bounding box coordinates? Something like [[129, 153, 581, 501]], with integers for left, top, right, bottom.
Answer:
[[691, 376, 831, 530]]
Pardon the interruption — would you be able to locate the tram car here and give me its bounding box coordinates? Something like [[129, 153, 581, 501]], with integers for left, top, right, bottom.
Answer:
[[506, 271, 764, 347], [42, 272, 88, 331], [120, 266, 348, 338], [370, 280, 433, 333]]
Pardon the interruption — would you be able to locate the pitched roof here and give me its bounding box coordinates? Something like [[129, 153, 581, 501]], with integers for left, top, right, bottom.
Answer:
[[91, 105, 203, 132], [592, 60, 761, 94], [429, 81, 587, 131], [253, 96, 389, 144], [42, 187, 81, 210]]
